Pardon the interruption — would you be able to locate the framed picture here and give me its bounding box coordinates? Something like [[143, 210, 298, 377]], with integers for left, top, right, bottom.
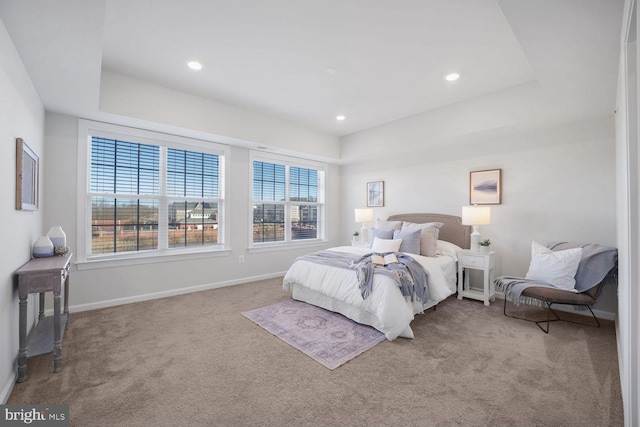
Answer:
[[367, 181, 384, 207], [16, 138, 39, 211], [470, 169, 501, 205]]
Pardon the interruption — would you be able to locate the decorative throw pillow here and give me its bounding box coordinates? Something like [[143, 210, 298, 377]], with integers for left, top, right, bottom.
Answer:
[[370, 237, 403, 253], [374, 219, 403, 231], [369, 228, 394, 248], [393, 229, 421, 255], [525, 241, 583, 291], [400, 222, 442, 257]]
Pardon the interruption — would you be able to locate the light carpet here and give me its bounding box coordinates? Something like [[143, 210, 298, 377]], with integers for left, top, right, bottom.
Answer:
[[7, 277, 623, 426], [242, 299, 385, 369]]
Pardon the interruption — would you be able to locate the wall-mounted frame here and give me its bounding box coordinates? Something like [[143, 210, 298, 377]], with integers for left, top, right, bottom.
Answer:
[[367, 181, 384, 207], [470, 168, 501, 205], [16, 138, 39, 211]]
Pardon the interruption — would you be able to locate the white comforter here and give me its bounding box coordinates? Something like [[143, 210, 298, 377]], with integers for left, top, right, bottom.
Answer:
[[282, 246, 457, 340]]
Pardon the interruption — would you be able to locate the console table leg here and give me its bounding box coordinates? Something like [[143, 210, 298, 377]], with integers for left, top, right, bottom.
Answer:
[[64, 273, 70, 330], [53, 294, 62, 373], [38, 292, 45, 320], [17, 296, 28, 382]]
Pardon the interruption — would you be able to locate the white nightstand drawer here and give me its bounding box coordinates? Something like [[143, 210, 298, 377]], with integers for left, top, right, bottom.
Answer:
[[459, 253, 484, 268]]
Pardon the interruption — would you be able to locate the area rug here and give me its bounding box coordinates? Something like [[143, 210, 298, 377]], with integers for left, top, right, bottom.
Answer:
[[242, 299, 385, 370]]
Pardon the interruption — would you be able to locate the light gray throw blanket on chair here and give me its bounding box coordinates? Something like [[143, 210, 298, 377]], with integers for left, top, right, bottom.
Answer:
[[495, 242, 617, 305]]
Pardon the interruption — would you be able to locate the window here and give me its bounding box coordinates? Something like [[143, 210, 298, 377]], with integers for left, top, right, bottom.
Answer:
[[90, 138, 160, 254], [78, 120, 228, 265], [166, 148, 220, 248], [251, 152, 325, 246]]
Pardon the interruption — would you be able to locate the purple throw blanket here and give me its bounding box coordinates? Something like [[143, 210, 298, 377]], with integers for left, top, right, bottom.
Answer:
[[495, 242, 617, 304]]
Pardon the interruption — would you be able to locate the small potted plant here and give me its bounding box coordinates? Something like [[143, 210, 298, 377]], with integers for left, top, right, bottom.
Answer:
[[353, 231, 360, 242], [479, 239, 491, 254]]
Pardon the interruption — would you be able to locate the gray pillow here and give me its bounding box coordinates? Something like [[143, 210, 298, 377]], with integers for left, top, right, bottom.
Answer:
[[374, 220, 403, 231], [400, 222, 441, 257], [369, 228, 394, 248], [393, 229, 421, 254]]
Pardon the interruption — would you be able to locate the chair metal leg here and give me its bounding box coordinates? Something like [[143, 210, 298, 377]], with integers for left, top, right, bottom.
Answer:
[[503, 298, 600, 334], [547, 304, 601, 328], [504, 297, 557, 333], [534, 302, 561, 334]]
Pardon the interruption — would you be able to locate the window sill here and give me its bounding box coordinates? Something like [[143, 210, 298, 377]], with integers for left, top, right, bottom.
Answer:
[[76, 248, 231, 270], [247, 240, 330, 254]]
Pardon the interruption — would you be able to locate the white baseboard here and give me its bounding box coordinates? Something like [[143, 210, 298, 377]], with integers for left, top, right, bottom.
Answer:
[[46, 271, 287, 315], [1, 371, 16, 404], [586, 307, 616, 321]]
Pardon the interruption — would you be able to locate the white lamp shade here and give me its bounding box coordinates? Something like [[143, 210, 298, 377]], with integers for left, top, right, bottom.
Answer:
[[354, 208, 374, 223], [461, 205, 491, 226]]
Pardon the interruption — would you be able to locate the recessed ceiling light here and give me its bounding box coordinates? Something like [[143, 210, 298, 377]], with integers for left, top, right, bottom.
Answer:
[[336, 115, 346, 121], [445, 73, 460, 81], [187, 61, 203, 70]]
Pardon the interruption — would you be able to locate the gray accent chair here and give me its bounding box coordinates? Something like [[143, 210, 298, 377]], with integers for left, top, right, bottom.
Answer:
[[499, 242, 617, 334], [503, 276, 611, 333]]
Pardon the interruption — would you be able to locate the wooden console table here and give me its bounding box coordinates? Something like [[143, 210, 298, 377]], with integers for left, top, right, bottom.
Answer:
[[15, 252, 72, 382]]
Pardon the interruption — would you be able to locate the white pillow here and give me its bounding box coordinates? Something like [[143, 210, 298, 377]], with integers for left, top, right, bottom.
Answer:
[[374, 219, 403, 231], [437, 240, 463, 261], [525, 241, 583, 291], [400, 222, 442, 257], [370, 237, 403, 253]]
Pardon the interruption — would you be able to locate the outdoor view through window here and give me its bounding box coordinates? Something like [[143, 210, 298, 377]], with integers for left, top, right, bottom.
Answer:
[[90, 137, 221, 255], [252, 160, 321, 243]]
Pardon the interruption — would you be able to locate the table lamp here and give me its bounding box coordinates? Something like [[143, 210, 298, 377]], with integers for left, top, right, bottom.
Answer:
[[354, 208, 374, 243], [462, 205, 491, 252]]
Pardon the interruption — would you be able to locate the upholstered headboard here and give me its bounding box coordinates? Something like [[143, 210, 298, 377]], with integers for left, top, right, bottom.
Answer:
[[386, 213, 471, 250]]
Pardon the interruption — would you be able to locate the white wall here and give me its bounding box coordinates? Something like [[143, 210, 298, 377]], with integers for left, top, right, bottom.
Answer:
[[43, 112, 341, 311], [98, 71, 341, 162], [0, 18, 45, 402], [340, 115, 618, 318]]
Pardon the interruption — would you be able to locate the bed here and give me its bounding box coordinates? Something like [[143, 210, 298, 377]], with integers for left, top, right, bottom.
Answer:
[[283, 213, 471, 340]]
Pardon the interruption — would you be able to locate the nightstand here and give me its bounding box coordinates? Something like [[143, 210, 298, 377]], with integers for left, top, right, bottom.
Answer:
[[457, 250, 496, 306], [351, 240, 370, 248]]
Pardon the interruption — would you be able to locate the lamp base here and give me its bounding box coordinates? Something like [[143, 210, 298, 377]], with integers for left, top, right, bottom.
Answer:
[[360, 224, 369, 243], [470, 226, 482, 252]]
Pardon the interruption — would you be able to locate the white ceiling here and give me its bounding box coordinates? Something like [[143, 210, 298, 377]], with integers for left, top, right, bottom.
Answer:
[[0, 0, 624, 138]]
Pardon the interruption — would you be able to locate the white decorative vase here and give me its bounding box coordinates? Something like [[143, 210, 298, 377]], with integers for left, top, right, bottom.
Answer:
[[33, 235, 54, 258], [47, 226, 66, 248], [480, 245, 490, 254]]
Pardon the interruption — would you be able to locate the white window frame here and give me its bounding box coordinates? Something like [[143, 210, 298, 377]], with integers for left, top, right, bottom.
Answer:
[[77, 120, 230, 269], [249, 150, 327, 251]]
